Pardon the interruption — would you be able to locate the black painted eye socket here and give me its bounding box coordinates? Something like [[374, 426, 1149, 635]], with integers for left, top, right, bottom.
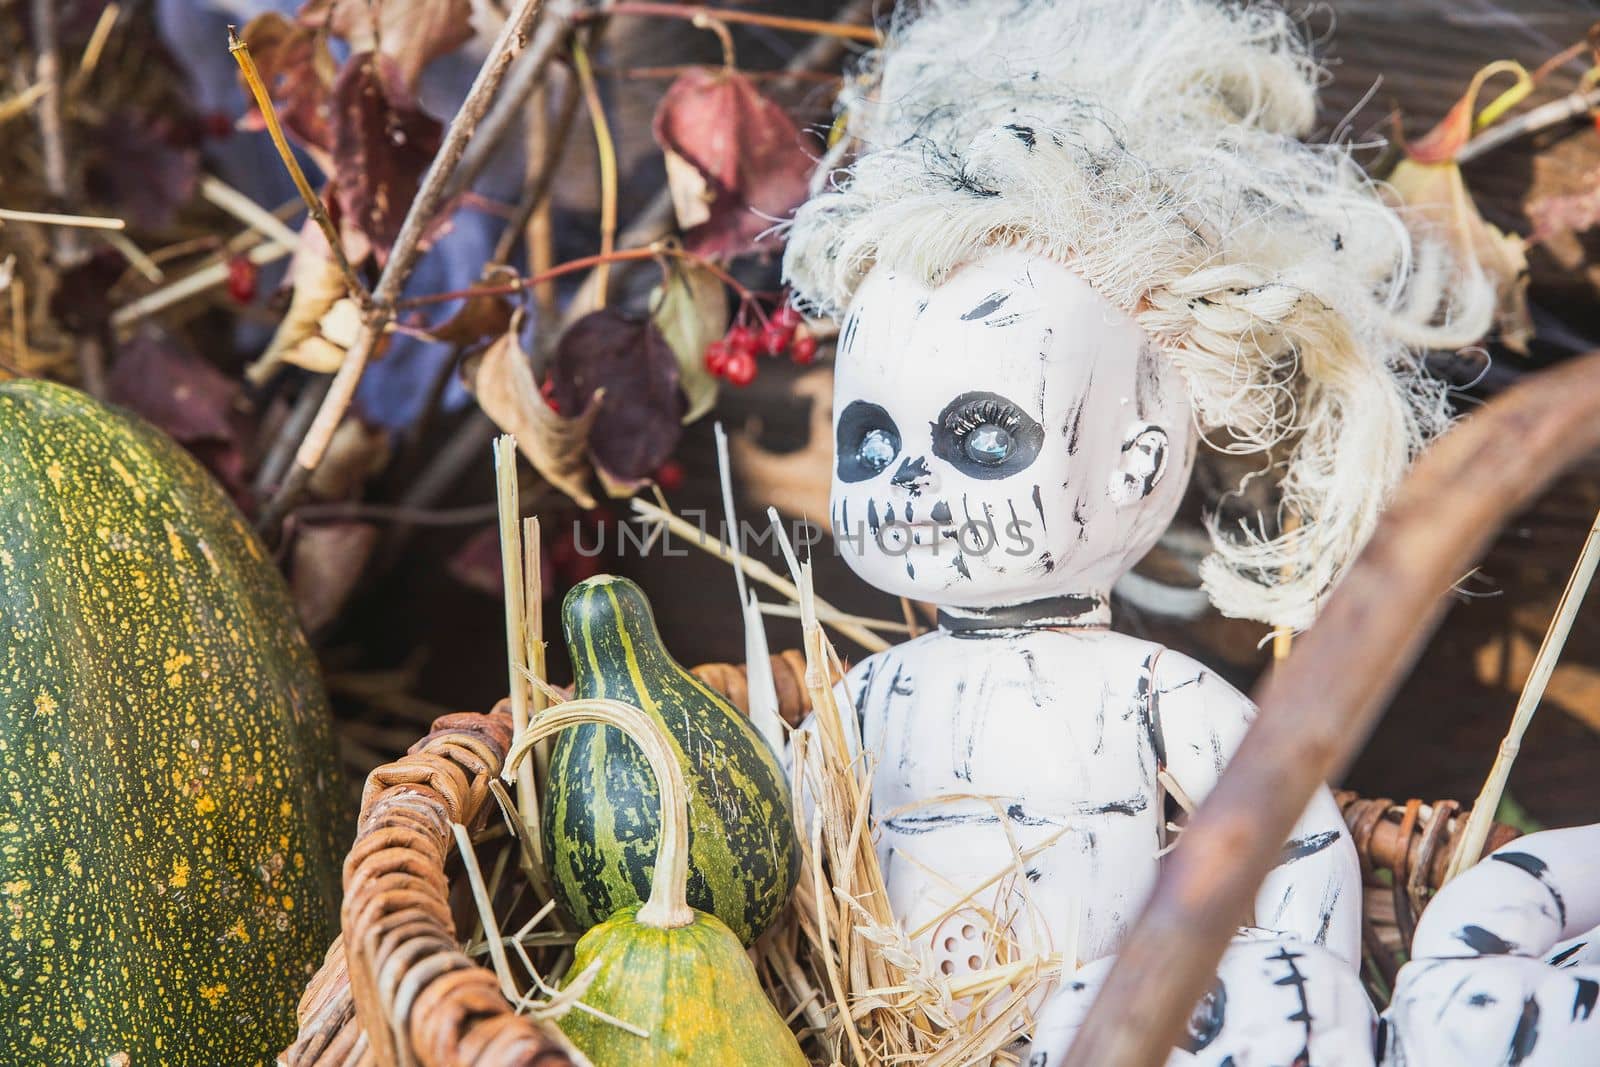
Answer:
[[835, 400, 902, 482], [931, 391, 1044, 479]]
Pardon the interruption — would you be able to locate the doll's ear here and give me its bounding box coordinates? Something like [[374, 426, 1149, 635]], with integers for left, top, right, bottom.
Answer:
[[1107, 425, 1171, 507]]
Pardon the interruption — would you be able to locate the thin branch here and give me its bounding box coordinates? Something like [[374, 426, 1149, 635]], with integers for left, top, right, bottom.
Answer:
[[1060, 351, 1600, 1067], [257, 0, 574, 535], [228, 25, 368, 304], [0, 207, 124, 230], [571, 35, 618, 308], [589, 2, 882, 43], [31, 0, 81, 267], [198, 175, 303, 251], [1457, 85, 1600, 165]]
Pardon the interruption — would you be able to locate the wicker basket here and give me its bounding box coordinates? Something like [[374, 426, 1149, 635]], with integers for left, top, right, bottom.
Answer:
[[283, 665, 1520, 1067]]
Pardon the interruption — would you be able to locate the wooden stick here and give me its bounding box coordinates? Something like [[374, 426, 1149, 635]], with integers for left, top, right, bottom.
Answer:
[[198, 175, 303, 251], [1060, 350, 1600, 1067], [1445, 503, 1600, 881], [0, 207, 124, 231], [257, 0, 571, 534]]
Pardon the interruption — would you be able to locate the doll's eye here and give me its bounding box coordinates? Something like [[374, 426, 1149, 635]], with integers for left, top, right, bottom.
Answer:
[[932, 392, 1044, 479], [836, 401, 902, 482]]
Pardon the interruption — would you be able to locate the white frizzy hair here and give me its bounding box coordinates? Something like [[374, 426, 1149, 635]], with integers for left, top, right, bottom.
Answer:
[[783, 0, 1494, 629]]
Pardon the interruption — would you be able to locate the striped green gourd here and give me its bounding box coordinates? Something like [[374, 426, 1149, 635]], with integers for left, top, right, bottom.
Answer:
[[0, 380, 342, 1066], [543, 575, 798, 946]]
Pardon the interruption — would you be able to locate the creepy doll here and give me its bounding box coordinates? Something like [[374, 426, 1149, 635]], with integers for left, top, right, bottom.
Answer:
[[781, 1, 1600, 1062]]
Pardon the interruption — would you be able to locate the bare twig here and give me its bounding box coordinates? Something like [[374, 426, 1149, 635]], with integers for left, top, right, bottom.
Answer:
[[257, 0, 574, 535], [67, 3, 122, 97], [1444, 504, 1600, 881], [571, 36, 618, 308], [111, 232, 293, 330], [0, 208, 124, 230], [228, 25, 368, 304], [1060, 351, 1600, 1067], [198, 175, 303, 252], [1457, 85, 1600, 164], [31, 0, 82, 268], [588, 1, 882, 43]]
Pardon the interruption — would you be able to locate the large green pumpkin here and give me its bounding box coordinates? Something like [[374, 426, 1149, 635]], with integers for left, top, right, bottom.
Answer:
[[0, 380, 342, 1065], [544, 575, 798, 946]]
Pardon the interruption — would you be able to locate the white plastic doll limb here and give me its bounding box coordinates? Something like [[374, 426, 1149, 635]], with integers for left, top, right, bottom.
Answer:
[[1381, 956, 1600, 1066], [1409, 825, 1600, 960], [1155, 649, 1363, 966], [1027, 932, 1377, 1067]]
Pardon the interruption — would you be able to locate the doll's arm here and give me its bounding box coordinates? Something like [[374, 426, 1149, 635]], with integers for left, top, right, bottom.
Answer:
[[1153, 650, 1362, 967]]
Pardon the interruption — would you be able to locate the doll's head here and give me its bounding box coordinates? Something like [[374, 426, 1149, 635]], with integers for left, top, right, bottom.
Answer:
[[786, 0, 1493, 629], [829, 246, 1195, 611]]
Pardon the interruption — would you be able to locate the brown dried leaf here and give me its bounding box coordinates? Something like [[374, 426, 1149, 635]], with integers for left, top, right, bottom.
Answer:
[[108, 327, 249, 499], [291, 521, 377, 632], [1387, 159, 1531, 353], [247, 221, 350, 383], [465, 324, 601, 508], [550, 309, 683, 488], [331, 52, 444, 265], [239, 13, 337, 165], [1527, 172, 1600, 246], [652, 68, 814, 257], [429, 288, 516, 349], [447, 524, 504, 597], [649, 260, 726, 424], [300, 0, 474, 94]]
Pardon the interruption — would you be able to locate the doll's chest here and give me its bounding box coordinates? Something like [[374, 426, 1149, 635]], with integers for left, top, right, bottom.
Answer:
[[850, 630, 1164, 811]]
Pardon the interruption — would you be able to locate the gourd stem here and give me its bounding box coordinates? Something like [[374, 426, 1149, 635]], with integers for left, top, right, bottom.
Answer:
[[506, 698, 694, 928]]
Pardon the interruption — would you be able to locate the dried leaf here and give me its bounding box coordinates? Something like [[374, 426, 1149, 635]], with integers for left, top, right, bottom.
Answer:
[[248, 221, 351, 383], [1527, 171, 1600, 246], [649, 261, 726, 424], [300, 0, 474, 95], [108, 327, 248, 498], [110, 327, 239, 446], [1404, 60, 1531, 165], [331, 52, 444, 265], [550, 309, 683, 488], [652, 68, 814, 256], [239, 13, 338, 165], [429, 288, 516, 349], [465, 324, 602, 508], [291, 521, 377, 632], [1387, 159, 1531, 353]]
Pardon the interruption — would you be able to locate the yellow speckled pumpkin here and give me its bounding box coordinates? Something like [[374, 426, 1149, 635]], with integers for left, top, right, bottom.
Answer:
[[0, 380, 342, 1066], [507, 698, 806, 1066]]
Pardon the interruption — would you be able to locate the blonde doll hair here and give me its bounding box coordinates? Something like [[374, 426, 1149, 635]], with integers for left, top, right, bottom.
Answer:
[[783, 0, 1493, 629]]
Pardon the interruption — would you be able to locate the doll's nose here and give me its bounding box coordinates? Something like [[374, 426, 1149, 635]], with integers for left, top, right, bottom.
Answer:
[[890, 455, 938, 494]]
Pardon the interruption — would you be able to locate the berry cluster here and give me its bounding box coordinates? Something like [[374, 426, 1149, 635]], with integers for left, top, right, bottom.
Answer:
[[704, 304, 816, 387]]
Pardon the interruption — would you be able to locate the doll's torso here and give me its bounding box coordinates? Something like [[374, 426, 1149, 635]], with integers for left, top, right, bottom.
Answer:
[[849, 625, 1246, 968]]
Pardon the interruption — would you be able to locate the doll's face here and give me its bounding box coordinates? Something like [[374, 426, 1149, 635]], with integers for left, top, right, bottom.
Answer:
[[829, 247, 1197, 610]]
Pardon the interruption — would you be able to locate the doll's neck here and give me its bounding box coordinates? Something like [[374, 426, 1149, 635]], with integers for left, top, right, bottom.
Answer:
[[937, 593, 1111, 634]]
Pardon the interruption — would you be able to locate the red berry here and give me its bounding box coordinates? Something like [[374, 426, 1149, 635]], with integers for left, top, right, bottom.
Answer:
[[726, 324, 758, 360], [225, 254, 258, 303], [704, 339, 730, 375], [790, 333, 818, 365], [540, 377, 562, 414], [655, 459, 685, 491], [724, 351, 757, 386], [771, 304, 802, 331], [758, 321, 793, 357]]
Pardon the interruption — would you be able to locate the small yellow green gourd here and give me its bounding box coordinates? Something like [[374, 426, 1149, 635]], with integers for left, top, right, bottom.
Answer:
[[507, 698, 807, 1066]]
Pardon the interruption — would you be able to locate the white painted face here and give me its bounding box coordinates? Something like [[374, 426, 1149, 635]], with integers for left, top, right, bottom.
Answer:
[[829, 246, 1198, 611]]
